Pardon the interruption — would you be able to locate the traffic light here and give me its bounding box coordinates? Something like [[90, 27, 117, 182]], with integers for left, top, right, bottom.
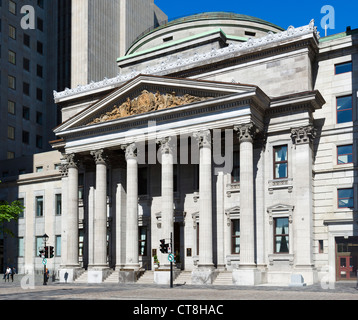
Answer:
[[160, 239, 168, 253], [39, 248, 45, 258], [44, 246, 49, 258], [49, 246, 55, 258]]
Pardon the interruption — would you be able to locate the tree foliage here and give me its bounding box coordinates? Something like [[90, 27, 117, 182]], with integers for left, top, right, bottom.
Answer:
[[0, 200, 24, 224]]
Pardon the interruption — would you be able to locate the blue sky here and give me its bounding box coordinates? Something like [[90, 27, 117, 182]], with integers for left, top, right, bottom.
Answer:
[[155, 0, 358, 36]]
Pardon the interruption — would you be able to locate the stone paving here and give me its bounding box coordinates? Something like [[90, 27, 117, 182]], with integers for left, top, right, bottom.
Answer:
[[0, 274, 358, 301]]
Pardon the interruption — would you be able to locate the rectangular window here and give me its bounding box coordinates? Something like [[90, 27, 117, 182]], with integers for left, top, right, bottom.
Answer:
[[231, 220, 240, 254], [139, 227, 147, 256], [337, 145, 353, 164], [335, 61, 352, 75], [55, 194, 62, 215], [7, 126, 15, 140], [274, 217, 289, 253], [8, 75, 16, 89], [8, 50, 16, 64], [232, 150, 240, 183], [7, 152, 15, 160], [273, 145, 288, 179], [9, 0, 16, 14], [319, 240, 324, 254], [8, 100, 15, 115], [56, 236, 61, 256], [338, 188, 354, 208], [36, 196, 44, 217], [8, 25, 16, 39], [337, 95, 353, 124], [18, 238, 24, 257]]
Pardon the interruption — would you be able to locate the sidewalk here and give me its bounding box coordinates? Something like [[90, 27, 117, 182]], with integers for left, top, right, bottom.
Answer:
[[0, 275, 358, 300]]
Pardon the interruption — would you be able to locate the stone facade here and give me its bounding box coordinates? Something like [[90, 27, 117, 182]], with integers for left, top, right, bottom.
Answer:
[[1, 13, 358, 286]]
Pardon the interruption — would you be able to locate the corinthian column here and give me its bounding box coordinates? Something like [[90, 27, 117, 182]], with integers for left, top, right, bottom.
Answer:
[[157, 137, 174, 267], [235, 123, 257, 268], [66, 153, 80, 268], [231, 122, 261, 286], [59, 153, 81, 283], [122, 143, 140, 270], [191, 130, 214, 286], [90, 149, 109, 268]]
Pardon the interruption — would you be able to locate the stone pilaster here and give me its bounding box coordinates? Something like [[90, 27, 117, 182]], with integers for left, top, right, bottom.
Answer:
[[291, 125, 317, 284]]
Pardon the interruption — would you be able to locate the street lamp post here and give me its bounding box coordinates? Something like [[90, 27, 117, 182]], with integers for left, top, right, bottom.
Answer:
[[42, 233, 49, 286]]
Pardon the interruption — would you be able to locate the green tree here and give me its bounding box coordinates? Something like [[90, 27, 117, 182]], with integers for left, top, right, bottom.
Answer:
[[0, 182, 24, 235]]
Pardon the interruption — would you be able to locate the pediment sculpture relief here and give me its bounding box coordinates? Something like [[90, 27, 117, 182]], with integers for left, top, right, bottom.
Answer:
[[87, 90, 212, 125]]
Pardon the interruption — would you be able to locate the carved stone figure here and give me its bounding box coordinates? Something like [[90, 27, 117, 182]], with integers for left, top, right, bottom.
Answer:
[[87, 90, 212, 125]]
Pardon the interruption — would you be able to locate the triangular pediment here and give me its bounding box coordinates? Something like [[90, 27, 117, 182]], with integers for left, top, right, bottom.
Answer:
[[54, 74, 263, 134], [267, 204, 294, 213]]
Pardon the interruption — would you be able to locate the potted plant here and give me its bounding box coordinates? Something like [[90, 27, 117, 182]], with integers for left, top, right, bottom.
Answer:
[[153, 255, 160, 269]]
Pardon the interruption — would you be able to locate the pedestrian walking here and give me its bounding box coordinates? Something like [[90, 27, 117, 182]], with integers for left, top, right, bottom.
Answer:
[[3, 266, 11, 282], [11, 267, 16, 282]]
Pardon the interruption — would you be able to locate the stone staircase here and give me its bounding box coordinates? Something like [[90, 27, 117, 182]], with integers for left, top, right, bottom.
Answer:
[[136, 270, 154, 284], [213, 271, 233, 286], [74, 270, 88, 283], [174, 271, 192, 285], [103, 270, 119, 283]]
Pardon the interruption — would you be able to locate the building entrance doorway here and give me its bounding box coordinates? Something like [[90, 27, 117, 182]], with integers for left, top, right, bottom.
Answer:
[[336, 237, 358, 280]]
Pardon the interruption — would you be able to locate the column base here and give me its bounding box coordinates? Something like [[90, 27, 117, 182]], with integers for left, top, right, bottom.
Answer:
[[59, 267, 83, 283], [232, 268, 262, 286], [191, 266, 217, 285], [87, 266, 111, 284]]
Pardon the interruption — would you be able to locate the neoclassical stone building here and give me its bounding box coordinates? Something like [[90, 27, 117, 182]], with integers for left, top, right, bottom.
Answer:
[[1, 12, 357, 286]]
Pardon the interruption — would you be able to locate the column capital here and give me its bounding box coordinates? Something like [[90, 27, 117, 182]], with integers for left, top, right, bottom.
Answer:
[[59, 163, 69, 177], [63, 153, 79, 169], [90, 149, 108, 165], [234, 122, 259, 143], [121, 143, 137, 161], [156, 137, 173, 154], [193, 129, 211, 148], [291, 125, 316, 145]]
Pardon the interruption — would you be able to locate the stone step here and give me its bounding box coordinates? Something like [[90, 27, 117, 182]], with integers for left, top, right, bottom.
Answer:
[[104, 270, 119, 283], [137, 271, 154, 284], [74, 271, 88, 283], [213, 272, 233, 285], [174, 271, 192, 285]]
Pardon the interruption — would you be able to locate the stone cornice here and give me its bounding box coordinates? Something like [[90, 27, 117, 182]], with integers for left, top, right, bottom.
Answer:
[[53, 20, 320, 102]]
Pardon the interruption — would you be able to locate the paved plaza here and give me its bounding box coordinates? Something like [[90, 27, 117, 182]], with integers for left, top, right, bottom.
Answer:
[[0, 275, 358, 301]]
